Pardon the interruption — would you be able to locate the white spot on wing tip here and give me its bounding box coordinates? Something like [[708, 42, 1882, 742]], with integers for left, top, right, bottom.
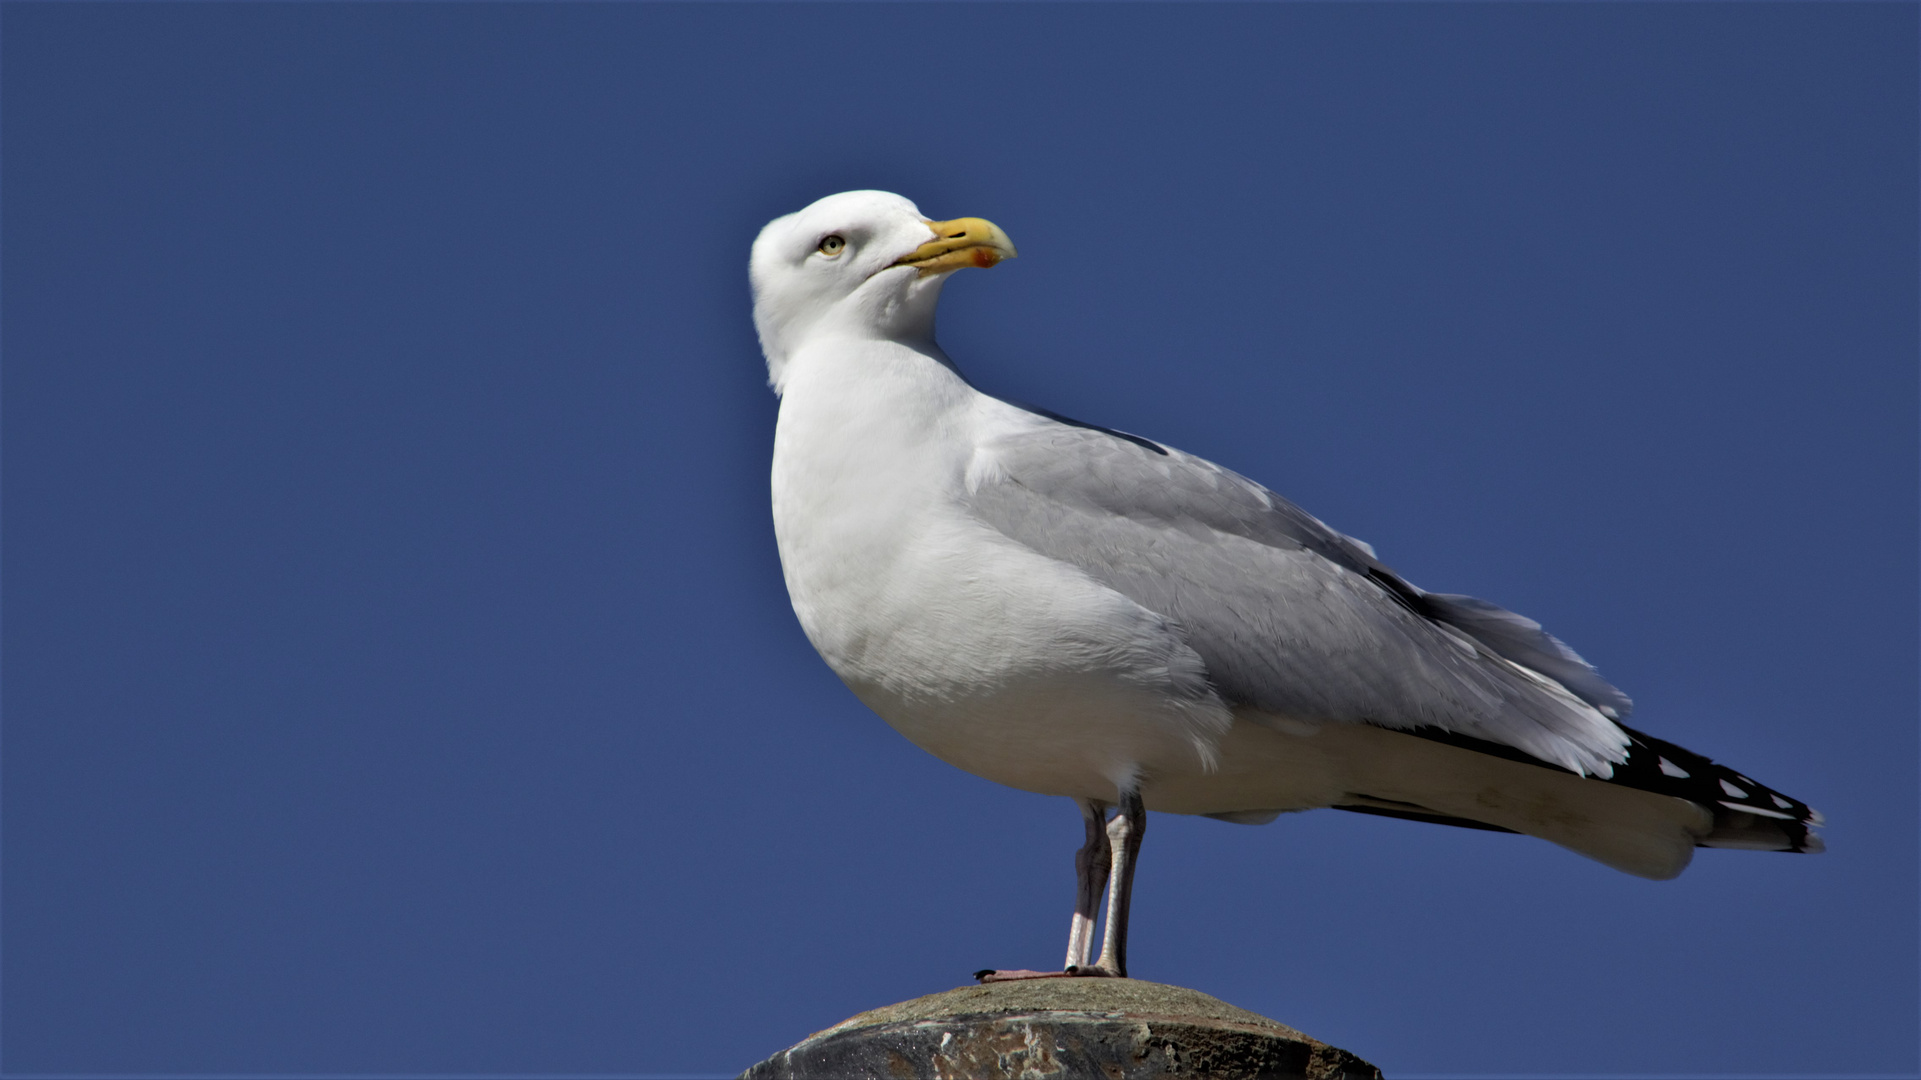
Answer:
[[1771, 794, 1793, 809], [1719, 778, 1749, 798], [1718, 800, 1796, 821], [1658, 757, 1690, 779]]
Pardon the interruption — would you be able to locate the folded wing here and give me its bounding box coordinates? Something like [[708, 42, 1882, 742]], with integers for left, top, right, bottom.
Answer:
[[964, 409, 1631, 777]]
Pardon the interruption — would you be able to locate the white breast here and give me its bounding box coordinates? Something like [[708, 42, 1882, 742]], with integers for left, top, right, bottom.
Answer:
[[770, 341, 1231, 801]]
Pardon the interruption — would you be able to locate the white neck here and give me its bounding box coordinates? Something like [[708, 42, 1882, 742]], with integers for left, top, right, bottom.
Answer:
[[761, 269, 952, 394]]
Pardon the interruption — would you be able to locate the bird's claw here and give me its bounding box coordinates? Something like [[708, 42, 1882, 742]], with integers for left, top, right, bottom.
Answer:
[[974, 966, 1123, 983], [974, 968, 1070, 983]]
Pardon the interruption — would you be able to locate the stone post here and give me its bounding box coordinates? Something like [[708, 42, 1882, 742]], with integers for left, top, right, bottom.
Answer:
[[740, 978, 1382, 1079]]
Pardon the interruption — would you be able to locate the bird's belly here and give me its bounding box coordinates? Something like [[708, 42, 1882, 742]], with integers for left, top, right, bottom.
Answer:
[[1140, 714, 1355, 815], [778, 509, 1230, 801], [854, 665, 1210, 802]]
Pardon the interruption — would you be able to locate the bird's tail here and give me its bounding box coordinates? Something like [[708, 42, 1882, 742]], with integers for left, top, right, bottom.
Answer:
[[1604, 724, 1825, 854]]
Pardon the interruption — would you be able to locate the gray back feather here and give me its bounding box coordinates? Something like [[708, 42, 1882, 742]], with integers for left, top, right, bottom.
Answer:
[[965, 416, 1631, 775]]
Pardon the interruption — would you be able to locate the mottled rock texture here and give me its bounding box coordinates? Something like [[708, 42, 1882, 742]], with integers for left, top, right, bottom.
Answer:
[[740, 978, 1382, 1080]]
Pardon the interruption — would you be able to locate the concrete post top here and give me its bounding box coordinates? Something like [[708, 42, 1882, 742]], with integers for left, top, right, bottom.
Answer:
[[743, 978, 1382, 1080], [820, 977, 1314, 1042]]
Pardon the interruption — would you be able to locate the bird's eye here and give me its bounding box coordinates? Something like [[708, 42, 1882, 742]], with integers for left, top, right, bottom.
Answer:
[[818, 235, 846, 257]]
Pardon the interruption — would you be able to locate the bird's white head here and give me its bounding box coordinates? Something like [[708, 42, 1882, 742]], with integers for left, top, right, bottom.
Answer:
[[750, 190, 1016, 391]]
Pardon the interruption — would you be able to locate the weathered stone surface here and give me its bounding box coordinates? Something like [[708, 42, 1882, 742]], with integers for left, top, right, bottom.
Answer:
[[740, 978, 1382, 1080]]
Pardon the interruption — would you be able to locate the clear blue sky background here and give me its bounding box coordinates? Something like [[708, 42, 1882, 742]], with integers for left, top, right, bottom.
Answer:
[[5, 4, 1915, 1077]]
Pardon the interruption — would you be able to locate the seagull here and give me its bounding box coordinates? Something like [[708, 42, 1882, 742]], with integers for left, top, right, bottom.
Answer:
[[750, 190, 1823, 982]]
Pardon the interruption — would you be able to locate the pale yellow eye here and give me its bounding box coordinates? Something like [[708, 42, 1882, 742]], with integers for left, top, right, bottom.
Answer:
[[818, 235, 846, 256]]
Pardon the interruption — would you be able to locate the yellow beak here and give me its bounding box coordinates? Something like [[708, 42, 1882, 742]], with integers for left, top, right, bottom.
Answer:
[[891, 217, 1018, 276]]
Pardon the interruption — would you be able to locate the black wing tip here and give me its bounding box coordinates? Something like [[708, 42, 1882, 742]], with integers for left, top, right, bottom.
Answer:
[[1612, 724, 1824, 853], [1391, 722, 1824, 853], [1700, 807, 1828, 854]]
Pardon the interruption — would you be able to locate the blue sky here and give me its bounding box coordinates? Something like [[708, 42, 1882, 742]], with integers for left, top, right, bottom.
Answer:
[[5, 4, 1915, 1077]]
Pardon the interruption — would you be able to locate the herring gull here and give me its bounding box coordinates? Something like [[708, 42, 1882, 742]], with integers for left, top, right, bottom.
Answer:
[[749, 190, 1822, 981]]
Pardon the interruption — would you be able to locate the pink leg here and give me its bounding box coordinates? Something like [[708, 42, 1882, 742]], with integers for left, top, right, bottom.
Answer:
[[1086, 790, 1145, 977], [1065, 798, 1112, 970], [975, 796, 1136, 983]]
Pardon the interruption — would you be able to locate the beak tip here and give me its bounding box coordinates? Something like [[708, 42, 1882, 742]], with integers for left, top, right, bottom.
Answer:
[[898, 216, 1017, 274]]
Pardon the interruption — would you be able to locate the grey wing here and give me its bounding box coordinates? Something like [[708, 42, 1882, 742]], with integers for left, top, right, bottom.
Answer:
[[965, 418, 1631, 777]]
